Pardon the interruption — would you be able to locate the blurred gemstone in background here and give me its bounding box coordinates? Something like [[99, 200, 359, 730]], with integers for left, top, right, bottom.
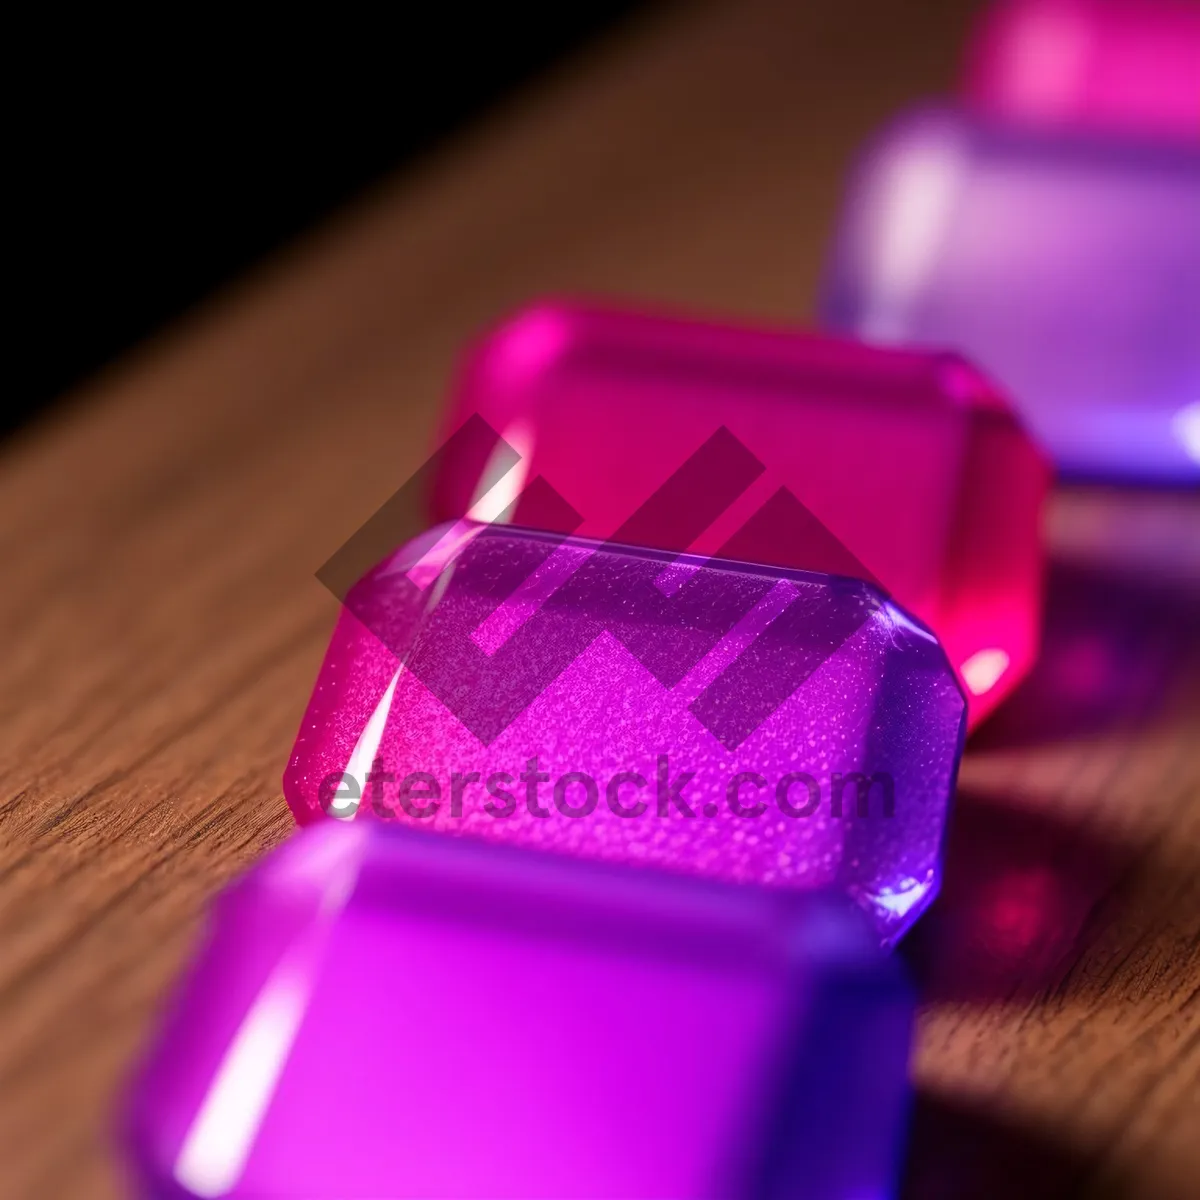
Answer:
[[963, 0, 1200, 141], [820, 107, 1200, 482], [125, 823, 915, 1199]]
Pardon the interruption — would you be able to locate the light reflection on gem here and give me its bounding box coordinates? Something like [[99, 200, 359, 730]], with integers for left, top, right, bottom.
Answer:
[[336, 668, 402, 819], [961, 647, 1011, 696], [172, 850, 361, 1197], [466, 419, 534, 524], [173, 963, 313, 1197], [1173, 401, 1200, 466], [859, 119, 965, 342]]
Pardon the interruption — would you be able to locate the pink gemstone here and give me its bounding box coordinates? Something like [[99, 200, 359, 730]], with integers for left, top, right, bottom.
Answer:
[[286, 523, 966, 944], [430, 301, 1050, 726], [963, 0, 1200, 140]]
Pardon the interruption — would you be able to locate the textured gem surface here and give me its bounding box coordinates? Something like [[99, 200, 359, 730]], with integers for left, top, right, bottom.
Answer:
[[821, 106, 1200, 482], [432, 301, 1048, 725], [285, 523, 965, 943], [963, 0, 1200, 140], [125, 822, 915, 1200]]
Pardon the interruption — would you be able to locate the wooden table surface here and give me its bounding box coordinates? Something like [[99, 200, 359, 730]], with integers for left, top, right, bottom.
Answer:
[[2, 1, 1197, 1196]]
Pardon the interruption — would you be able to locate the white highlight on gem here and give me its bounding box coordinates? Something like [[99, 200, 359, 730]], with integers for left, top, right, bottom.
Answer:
[[883, 600, 938, 644], [400, 421, 535, 592], [173, 857, 360, 1197], [403, 521, 483, 591], [861, 126, 965, 343], [1172, 400, 1200, 466], [333, 668, 402, 818], [173, 964, 311, 1196], [867, 878, 932, 921], [960, 647, 1011, 696], [467, 420, 534, 524]]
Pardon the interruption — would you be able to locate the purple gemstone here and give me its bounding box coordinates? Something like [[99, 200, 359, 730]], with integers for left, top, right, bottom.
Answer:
[[821, 106, 1200, 481], [285, 523, 965, 944], [124, 822, 915, 1199]]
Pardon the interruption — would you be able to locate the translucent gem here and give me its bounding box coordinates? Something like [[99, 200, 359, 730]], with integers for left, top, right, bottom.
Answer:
[[820, 106, 1200, 482], [125, 822, 915, 1200], [285, 523, 965, 944], [963, 0, 1200, 141], [431, 301, 1048, 725]]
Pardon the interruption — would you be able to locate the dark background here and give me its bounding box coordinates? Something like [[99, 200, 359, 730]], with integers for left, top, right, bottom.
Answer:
[[8, 5, 646, 437]]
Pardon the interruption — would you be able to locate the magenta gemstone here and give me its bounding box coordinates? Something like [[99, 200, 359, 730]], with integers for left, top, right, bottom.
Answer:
[[821, 107, 1200, 482], [430, 302, 1047, 726], [124, 822, 915, 1199], [963, 0, 1200, 141], [285, 523, 965, 943]]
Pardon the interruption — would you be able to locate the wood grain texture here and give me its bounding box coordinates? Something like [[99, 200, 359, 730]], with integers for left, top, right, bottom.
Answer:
[[0, 1, 1196, 1196]]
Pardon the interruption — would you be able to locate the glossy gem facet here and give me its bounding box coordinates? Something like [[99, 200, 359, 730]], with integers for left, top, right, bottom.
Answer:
[[125, 822, 916, 1200], [431, 301, 1048, 725], [820, 107, 1200, 483], [963, 0, 1200, 141], [285, 522, 965, 943]]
